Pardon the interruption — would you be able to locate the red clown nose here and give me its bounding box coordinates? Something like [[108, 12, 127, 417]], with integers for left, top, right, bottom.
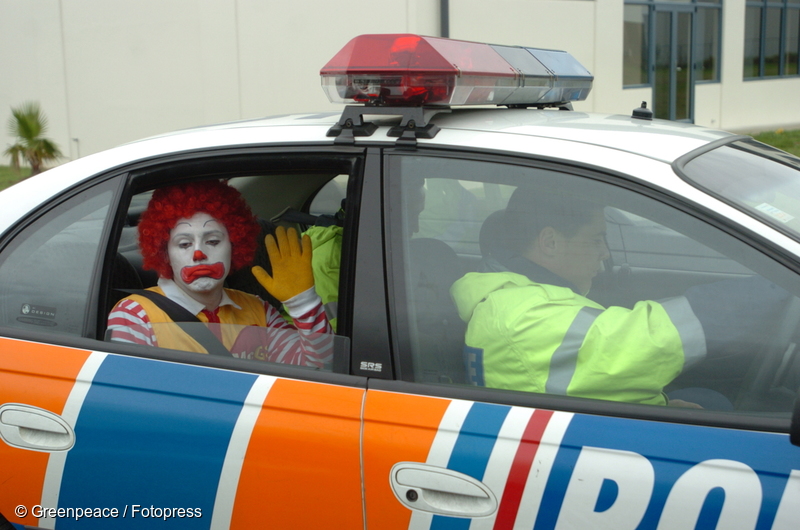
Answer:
[[193, 250, 207, 261]]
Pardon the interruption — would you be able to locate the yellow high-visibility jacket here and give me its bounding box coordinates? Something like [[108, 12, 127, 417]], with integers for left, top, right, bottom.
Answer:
[[450, 270, 706, 405]]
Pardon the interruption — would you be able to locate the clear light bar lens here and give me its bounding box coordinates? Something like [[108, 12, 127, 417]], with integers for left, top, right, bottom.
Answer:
[[320, 34, 593, 107]]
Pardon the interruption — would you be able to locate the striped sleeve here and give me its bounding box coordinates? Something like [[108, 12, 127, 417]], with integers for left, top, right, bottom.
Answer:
[[262, 288, 333, 368], [107, 299, 159, 347]]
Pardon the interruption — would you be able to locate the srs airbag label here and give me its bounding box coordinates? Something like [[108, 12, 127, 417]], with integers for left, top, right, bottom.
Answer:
[[17, 303, 57, 326]]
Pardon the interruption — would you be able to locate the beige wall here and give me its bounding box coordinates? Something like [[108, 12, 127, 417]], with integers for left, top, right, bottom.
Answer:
[[2, 0, 799, 162], [1, 0, 439, 159], [449, 0, 599, 111]]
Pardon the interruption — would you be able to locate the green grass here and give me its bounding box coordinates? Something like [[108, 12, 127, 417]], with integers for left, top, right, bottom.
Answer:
[[751, 129, 800, 158], [0, 166, 31, 191]]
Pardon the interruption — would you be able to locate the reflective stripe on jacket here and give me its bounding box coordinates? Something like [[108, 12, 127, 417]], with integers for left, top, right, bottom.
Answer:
[[450, 271, 706, 405]]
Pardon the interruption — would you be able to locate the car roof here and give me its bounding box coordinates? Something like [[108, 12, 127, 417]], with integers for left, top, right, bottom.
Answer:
[[0, 107, 736, 235], [136, 107, 734, 163]]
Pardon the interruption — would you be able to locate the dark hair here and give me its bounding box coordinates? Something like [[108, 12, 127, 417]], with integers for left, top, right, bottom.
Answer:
[[138, 180, 260, 279], [504, 187, 602, 255]]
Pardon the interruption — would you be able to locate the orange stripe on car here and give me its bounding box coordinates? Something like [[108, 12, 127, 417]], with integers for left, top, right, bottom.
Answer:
[[0, 338, 91, 525], [230, 378, 364, 528], [363, 390, 451, 529]]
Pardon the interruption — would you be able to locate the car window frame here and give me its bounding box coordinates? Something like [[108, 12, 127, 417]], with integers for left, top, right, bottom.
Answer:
[[106, 146, 369, 379], [380, 146, 800, 434], [0, 146, 373, 389]]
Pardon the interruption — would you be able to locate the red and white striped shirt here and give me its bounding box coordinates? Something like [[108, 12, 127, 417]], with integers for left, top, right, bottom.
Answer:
[[108, 280, 333, 368]]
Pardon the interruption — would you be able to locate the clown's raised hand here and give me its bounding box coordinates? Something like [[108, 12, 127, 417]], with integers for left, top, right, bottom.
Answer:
[[252, 226, 314, 302]]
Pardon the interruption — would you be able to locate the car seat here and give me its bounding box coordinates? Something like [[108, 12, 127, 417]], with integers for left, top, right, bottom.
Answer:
[[407, 237, 468, 384]]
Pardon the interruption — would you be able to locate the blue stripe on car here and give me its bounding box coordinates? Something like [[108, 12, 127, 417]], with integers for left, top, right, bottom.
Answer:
[[56, 355, 257, 528], [535, 414, 796, 530], [431, 402, 510, 530]]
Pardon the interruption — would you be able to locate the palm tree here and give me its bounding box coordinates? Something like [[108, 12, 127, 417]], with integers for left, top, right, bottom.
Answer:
[[4, 102, 62, 176]]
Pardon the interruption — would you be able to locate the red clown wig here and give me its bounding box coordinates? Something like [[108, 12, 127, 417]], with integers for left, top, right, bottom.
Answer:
[[138, 180, 260, 279]]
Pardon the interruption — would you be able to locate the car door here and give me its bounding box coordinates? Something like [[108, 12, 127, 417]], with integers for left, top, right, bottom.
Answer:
[[361, 150, 800, 529], [0, 148, 367, 529]]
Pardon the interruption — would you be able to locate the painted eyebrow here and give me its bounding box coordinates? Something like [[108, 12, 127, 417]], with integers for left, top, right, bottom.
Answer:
[[170, 228, 226, 240]]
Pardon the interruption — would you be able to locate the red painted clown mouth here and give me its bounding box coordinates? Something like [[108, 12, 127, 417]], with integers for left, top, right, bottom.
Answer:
[[180, 262, 225, 284]]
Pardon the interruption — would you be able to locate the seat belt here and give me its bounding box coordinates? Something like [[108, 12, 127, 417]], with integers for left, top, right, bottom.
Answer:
[[121, 289, 232, 357]]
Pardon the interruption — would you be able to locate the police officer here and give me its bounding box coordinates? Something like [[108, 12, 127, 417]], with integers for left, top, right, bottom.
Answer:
[[451, 187, 787, 407]]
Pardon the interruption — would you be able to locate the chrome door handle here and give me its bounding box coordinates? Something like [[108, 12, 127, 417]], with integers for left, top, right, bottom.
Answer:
[[0, 403, 75, 452], [390, 462, 497, 517]]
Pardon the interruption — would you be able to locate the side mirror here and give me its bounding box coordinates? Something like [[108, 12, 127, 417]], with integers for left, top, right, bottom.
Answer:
[[792, 390, 800, 447]]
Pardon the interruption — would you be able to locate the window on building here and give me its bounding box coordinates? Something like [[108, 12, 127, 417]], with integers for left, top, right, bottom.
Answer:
[[624, 4, 650, 86], [745, 0, 800, 78], [787, 5, 800, 75], [624, 1, 722, 88], [696, 7, 721, 80]]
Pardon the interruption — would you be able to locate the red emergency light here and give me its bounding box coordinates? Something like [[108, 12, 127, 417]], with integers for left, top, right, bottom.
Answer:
[[320, 34, 593, 107]]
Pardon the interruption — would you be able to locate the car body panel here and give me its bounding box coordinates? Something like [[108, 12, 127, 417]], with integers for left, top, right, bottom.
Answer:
[[363, 389, 799, 530], [0, 338, 363, 528], [1, 99, 800, 529], [0, 338, 93, 525]]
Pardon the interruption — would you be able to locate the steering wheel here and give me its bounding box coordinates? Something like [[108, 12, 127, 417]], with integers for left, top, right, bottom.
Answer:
[[736, 295, 800, 410]]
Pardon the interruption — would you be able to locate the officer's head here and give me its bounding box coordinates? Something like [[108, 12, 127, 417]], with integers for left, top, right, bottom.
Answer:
[[505, 187, 609, 294]]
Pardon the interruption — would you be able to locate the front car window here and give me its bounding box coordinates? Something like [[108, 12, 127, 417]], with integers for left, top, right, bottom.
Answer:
[[387, 154, 800, 416]]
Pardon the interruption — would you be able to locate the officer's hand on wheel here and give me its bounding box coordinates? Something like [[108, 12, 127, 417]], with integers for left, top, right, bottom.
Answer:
[[252, 226, 314, 302]]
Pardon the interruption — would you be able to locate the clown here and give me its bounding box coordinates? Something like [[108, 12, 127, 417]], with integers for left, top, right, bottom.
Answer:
[[107, 180, 332, 367]]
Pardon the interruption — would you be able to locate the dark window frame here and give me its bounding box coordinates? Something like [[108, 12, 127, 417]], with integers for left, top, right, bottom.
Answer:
[[745, 0, 800, 79], [623, 0, 723, 88]]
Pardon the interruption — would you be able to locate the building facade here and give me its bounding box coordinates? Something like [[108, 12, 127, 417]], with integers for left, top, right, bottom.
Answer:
[[1, 0, 798, 161]]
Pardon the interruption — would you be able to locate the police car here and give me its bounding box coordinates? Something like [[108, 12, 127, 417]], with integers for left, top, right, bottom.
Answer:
[[1, 34, 799, 529]]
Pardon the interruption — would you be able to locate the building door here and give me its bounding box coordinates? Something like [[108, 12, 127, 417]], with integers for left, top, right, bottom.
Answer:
[[654, 5, 694, 122]]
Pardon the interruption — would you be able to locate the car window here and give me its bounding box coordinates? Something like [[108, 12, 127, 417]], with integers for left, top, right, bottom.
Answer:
[[387, 154, 800, 416], [0, 180, 118, 337], [309, 174, 348, 217], [679, 138, 800, 241], [106, 162, 356, 374]]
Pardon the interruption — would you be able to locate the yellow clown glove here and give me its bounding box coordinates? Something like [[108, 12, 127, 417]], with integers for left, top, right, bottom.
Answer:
[[252, 226, 315, 302]]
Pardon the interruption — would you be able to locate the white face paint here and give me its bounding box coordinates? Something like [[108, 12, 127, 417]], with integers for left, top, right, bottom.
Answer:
[[167, 212, 231, 300]]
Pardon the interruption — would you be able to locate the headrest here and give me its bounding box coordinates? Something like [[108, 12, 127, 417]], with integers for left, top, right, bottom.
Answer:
[[479, 209, 511, 261]]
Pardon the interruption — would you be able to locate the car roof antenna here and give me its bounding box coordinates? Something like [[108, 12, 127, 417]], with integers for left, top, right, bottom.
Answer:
[[632, 101, 653, 121]]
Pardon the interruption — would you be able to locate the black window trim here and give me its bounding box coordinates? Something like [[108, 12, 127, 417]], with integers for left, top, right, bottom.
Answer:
[[744, 0, 800, 79], [623, 0, 723, 89]]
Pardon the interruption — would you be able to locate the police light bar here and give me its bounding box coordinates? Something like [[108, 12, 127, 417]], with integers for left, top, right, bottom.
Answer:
[[320, 34, 593, 107]]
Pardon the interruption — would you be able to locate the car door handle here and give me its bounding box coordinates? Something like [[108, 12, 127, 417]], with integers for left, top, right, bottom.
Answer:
[[0, 403, 75, 452], [390, 462, 497, 517]]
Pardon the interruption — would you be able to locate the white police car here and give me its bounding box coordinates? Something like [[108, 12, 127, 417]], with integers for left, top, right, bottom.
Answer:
[[0, 34, 798, 529]]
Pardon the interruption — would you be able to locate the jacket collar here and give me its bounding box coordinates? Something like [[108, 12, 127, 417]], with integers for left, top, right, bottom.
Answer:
[[502, 255, 581, 294]]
